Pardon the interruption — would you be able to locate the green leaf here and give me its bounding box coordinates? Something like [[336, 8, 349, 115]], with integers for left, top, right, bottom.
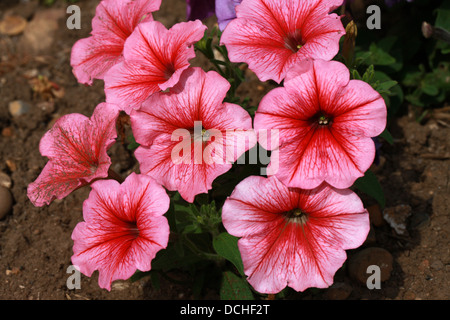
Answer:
[[402, 69, 423, 87], [435, 4, 450, 32], [192, 272, 205, 299], [354, 170, 386, 209], [376, 80, 398, 94], [151, 242, 204, 272], [213, 233, 245, 276], [354, 50, 372, 67], [129, 270, 150, 283], [150, 271, 161, 290], [366, 43, 397, 66], [379, 128, 394, 146], [126, 133, 140, 151], [220, 271, 254, 300], [351, 69, 362, 80], [421, 82, 439, 96]]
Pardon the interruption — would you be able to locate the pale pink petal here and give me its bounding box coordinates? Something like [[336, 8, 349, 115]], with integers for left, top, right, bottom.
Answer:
[[268, 118, 377, 189], [235, 0, 343, 24], [333, 80, 387, 138], [135, 135, 232, 203], [130, 67, 230, 146], [91, 0, 159, 37], [71, 36, 124, 85], [27, 162, 87, 207], [285, 59, 350, 107], [131, 67, 252, 147], [104, 60, 166, 113], [27, 103, 119, 207], [220, 18, 293, 83], [296, 13, 345, 60], [254, 86, 316, 151]]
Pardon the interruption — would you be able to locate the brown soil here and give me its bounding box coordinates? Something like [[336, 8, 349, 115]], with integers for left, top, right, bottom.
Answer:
[[0, 0, 448, 300]]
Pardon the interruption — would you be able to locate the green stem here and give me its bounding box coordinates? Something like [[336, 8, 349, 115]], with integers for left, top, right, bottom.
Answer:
[[182, 234, 222, 262]]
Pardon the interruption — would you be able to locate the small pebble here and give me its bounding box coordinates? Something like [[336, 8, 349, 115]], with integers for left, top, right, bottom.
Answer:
[[111, 281, 129, 291], [347, 247, 394, 285], [403, 291, 416, 300], [0, 186, 13, 220], [383, 204, 412, 235], [1, 127, 14, 137], [325, 282, 353, 300], [6, 160, 17, 172], [36, 101, 55, 114], [9, 100, 31, 117], [0, 172, 12, 188], [0, 15, 27, 36], [5, 267, 20, 276]]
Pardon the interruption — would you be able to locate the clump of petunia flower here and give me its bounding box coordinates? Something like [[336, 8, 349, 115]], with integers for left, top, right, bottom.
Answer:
[[28, 0, 388, 295]]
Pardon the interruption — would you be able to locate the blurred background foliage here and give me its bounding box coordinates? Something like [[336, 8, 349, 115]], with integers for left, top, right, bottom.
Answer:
[[342, 0, 450, 120]]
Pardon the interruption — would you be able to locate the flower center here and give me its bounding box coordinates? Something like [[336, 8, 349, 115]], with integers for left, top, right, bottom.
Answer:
[[191, 123, 210, 143], [318, 115, 331, 126], [127, 222, 140, 239], [201, 128, 210, 142], [89, 164, 98, 174], [285, 208, 308, 225], [284, 29, 304, 53], [163, 63, 176, 80]]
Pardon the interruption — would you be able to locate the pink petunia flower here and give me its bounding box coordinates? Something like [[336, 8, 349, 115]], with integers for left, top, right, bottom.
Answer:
[[71, 0, 161, 85], [71, 173, 170, 291], [254, 59, 386, 190], [220, 0, 345, 83], [130, 67, 256, 203], [27, 103, 120, 207], [104, 20, 207, 114], [222, 175, 370, 294]]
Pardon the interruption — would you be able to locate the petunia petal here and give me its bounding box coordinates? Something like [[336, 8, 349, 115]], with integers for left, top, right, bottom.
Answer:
[[91, 0, 160, 38], [71, 36, 124, 85], [27, 103, 119, 207]]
